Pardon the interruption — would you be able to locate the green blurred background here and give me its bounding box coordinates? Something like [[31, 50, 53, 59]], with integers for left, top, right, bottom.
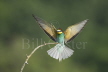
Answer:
[[0, 0, 108, 72]]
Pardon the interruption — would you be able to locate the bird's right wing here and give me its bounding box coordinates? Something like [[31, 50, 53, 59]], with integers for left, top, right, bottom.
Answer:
[[32, 14, 57, 42]]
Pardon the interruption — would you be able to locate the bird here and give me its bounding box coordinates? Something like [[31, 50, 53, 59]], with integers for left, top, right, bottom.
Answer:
[[32, 14, 88, 61]]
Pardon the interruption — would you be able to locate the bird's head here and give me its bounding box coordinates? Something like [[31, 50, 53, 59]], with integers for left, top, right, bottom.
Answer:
[[56, 28, 63, 34]]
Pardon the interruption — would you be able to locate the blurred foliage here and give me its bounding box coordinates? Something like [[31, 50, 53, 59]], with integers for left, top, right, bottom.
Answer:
[[0, 0, 108, 72]]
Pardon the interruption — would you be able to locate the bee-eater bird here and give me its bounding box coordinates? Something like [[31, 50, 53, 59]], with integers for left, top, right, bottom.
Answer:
[[32, 14, 88, 61]]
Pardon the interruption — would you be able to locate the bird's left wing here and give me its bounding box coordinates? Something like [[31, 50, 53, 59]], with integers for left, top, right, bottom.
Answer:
[[64, 19, 88, 43], [32, 14, 57, 42]]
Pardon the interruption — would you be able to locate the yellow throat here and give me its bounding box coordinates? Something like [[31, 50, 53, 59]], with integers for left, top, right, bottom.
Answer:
[[57, 29, 63, 34]]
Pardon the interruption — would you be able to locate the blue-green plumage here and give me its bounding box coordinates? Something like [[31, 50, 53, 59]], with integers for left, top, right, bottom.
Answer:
[[57, 33, 65, 43], [56, 33, 65, 53]]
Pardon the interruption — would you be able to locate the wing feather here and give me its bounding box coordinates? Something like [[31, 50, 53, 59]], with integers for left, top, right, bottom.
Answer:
[[32, 14, 57, 42], [64, 19, 88, 43]]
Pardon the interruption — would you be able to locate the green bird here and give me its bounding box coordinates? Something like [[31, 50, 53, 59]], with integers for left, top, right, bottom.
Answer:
[[32, 14, 88, 61]]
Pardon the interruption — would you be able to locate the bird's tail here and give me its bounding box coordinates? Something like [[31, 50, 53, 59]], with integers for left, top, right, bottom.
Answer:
[[47, 44, 74, 61]]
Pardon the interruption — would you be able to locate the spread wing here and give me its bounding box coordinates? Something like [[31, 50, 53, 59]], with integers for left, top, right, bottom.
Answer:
[[64, 19, 88, 43], [32, 14, 57, 42]]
